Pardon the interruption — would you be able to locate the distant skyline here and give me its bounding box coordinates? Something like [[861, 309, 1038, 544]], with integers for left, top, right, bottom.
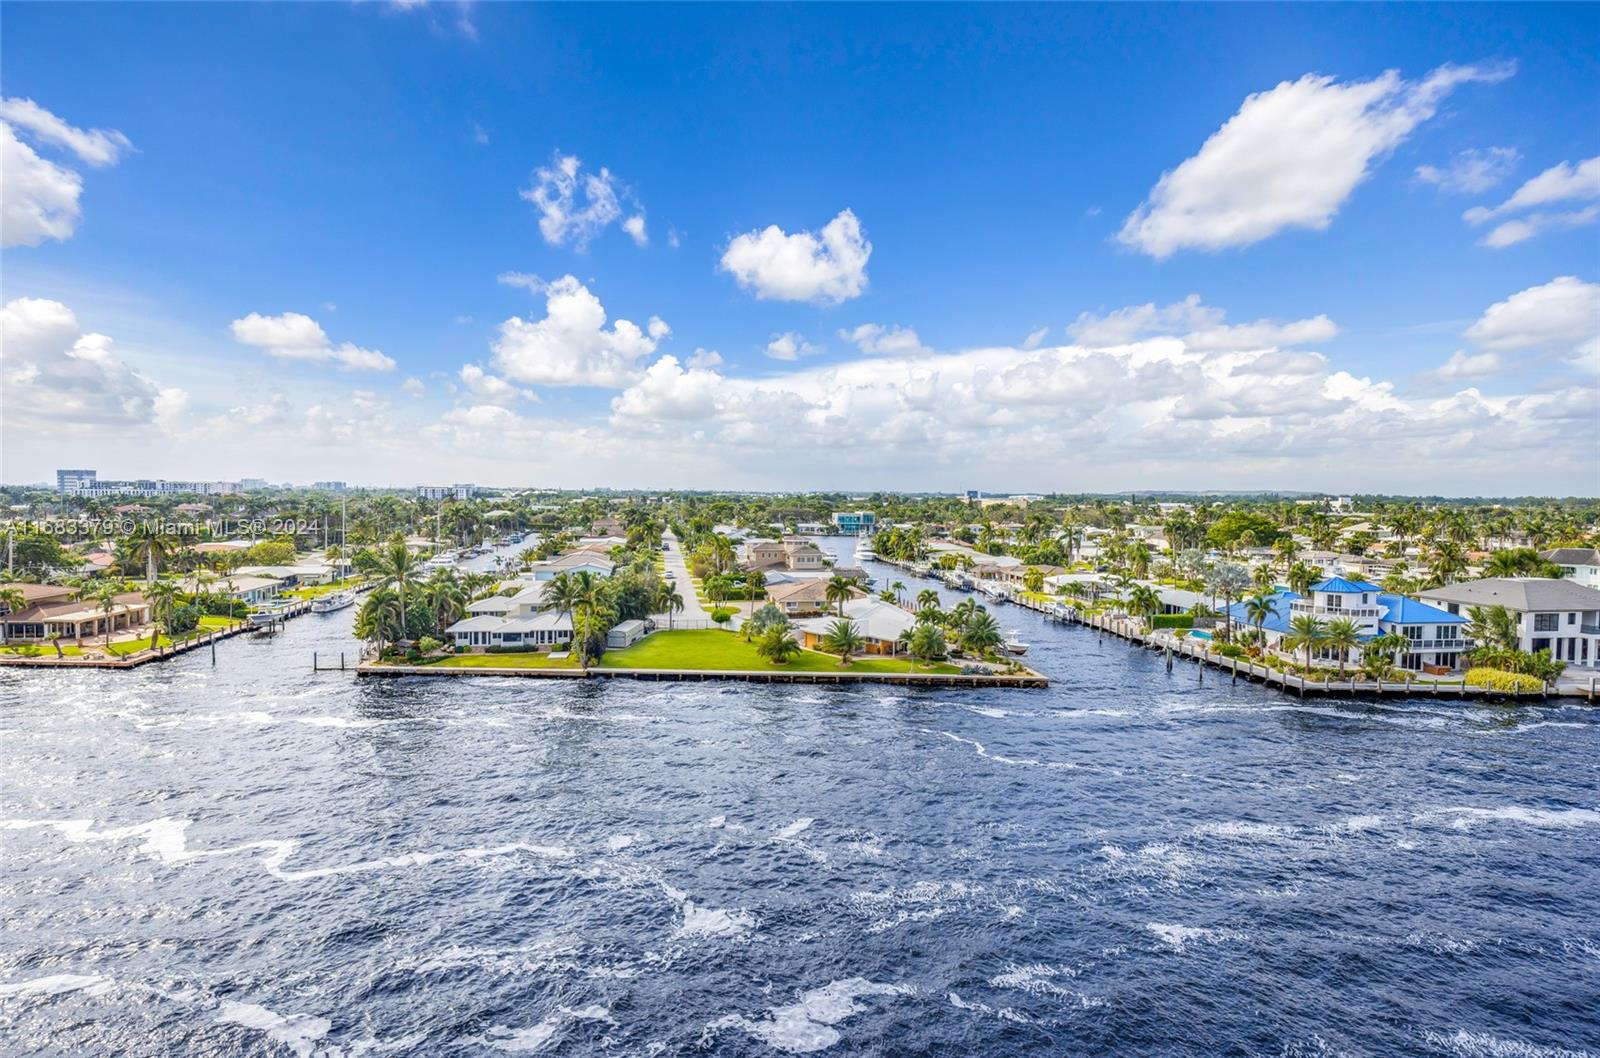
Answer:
[[2, 3, 1597, 494]]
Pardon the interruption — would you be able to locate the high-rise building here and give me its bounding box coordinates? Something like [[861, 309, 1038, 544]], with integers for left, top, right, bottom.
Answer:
[[57, 469, 97, 493], [417, 484, 474, 500]]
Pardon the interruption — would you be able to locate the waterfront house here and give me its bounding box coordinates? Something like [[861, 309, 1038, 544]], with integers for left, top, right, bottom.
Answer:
[[526, 553, 616, 580], [1225, 578, 1470, 672], [743, 538, 829, 573], [830, 511, 877, 535], [180, 574, 283, 605], [766, 579, 836, 616], [791, 597, 915, 656], [1418, 578, 1600, 667], [1540, 548, 1600, 589], [444, 580, 573, 649], [0, 586, 153, 645]]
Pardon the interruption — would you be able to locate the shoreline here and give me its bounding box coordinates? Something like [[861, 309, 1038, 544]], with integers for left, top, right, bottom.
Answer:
[[355, 661, 1050, 688]]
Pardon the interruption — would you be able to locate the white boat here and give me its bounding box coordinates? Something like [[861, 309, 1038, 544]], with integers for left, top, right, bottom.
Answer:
[[1002, 631, 1029, 656], [311, 589, 355, 614], [854, 544, 878, 562]]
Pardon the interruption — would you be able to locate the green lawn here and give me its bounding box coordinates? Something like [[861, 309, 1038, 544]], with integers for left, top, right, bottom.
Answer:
[[403, 629, 961, 675], [0, 643, 85, 656]]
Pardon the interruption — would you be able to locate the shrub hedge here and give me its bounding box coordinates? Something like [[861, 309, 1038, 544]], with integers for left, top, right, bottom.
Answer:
[[1150, 614, 1194, 629], [1464, 667, 1545, 693]]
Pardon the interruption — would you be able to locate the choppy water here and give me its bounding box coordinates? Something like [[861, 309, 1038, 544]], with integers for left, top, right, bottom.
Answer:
[[3, 552, 1598, 1057]]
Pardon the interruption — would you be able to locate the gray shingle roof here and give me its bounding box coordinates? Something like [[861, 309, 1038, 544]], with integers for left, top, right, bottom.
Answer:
[[1540, 547, 1600, 566], [1419, 577, 1600, 612]]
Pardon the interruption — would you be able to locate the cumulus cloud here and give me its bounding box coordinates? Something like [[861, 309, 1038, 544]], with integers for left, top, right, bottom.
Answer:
[[1067, 294, 1338, 351], [1459, 156, 1600, 248], [841, 323, 930, 356], [229, 312, 397, 371], [519, 152, 646, 250], [764, 332, 821, 361], [0, 297, 187, 436], [490, 274, 667, 388], [1418, 349, 1504, 384], [1022, 326, 1049, 350], [1, 98, 132, 248], [1415, 147, 1520, 194], [457, 362, 534, 405], [720, 209, 871, 304], [1464, 277, 1600, 356], [1117, 62, 1514, 258]]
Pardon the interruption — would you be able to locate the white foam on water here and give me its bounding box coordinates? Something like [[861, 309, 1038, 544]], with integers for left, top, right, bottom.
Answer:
[[1051, 708, 1130, 719], [775, 817, 815, 840], [0, 974, 113, 999], [1145, 922, 1245, 951], [1330, 814, 1388, 833], [678, 899, 756, 938], [989, 962, 1079, 998], [216, 1000, 331, 1058], [947, 991, 1034, 1024], [479, 1020, 561, 1053], [606, 834, 638, 851], [707, 979, 911, 1053], [962, 705, 1009, 719], [1423, 1029, 1595, 1058], [937, 731, 1076, 770], [4, 816, 573, 881], [706, 815, 727, 829], [1191, 820, 1291, 841], [1419, 806, 1600, 830]]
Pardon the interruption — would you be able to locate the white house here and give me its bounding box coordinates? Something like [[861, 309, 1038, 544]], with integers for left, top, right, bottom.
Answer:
[[1228, 577, 1470, 672], [445, 580, 572, 649], [1419, 578, 1600, 667], [525, 554, 616, 580], [1541, 548, 1600, 589], [791, 597, 914, 655]]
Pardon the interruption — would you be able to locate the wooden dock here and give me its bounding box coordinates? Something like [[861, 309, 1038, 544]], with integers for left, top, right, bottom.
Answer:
[[356, 663, 1049, 689], [0, 623, 252, 670]]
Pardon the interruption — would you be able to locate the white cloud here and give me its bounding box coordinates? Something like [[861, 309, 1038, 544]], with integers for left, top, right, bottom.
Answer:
[[720, 209, 871, 304], [1117, 62, 1514, 258], [472, 121, 489, 146], [1479, 205, 1600, 249], [1464, 277, 1600, 354], [622, 213, 648, 247], [765, 332, 821, 361], [457, 362, 534, 405], [687, 348, 723, 369], [1415, 147, 1519, 194], [519, 152, 645, 250], [1022, 326, 1049, 350], [490, 275, 667, 388], [0, 297, 187, 436], [841, 323, 930, 356], [1, 98, 132, 248], [1067, 294, 1338, 351], [1464, 156, 1600, 222], [497, 271, 544, 294], [1418, 349, 1504, 383], [229, 312, 397, 371], [1461, 156, 1600, 248]]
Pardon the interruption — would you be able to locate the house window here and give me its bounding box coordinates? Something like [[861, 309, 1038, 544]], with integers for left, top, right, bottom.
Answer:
[[1533, 613, 1559, 632], [1326, 595, 1343, 610], [1568, 612, 1577, 625], [1438, 626, 1457, 642]]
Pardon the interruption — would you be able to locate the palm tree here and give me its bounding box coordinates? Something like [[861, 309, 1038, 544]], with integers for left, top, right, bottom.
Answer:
[[907, 623, 946, 669], [756, 625, 800, 665], [1207, 561, 1250, 639], [93, 582, 121, 649], [144, 579, 181, 650], [1323, 617, 1362, 676], [916, 588, 940, 612], [822, 618, 864, 666], [423, 569, 468, 629], [127, 525, 178, 585], [0, 586, 22, 644], [1283, 614, 1328, 672], [540, 571, 581, 622], [367, 534, 419, 636], [356, 587, 405, 652], [1286, 562, 1319, 598], [961, 610, 1004, 657], [1127, 584, 1161, 628], [890, 580, 907, 607], [746, 569, 767, 619], [46, 631, 64, 659], [1243, 591, 1277, 645], [825, 575, 855, 617], [659, 584, 685, 629]]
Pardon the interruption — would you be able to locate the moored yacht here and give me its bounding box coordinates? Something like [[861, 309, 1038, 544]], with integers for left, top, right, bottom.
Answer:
[[1002, 630, 1029, 656], [311, 589, 355, 614]]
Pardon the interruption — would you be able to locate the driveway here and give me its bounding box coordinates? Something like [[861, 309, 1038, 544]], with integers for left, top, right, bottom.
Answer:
[[655, 531, 713, 626]]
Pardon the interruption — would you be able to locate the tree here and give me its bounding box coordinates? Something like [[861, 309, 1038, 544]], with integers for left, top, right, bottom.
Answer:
[[356, 587, 405, 652], [366, 534, 420, 639], [46, 631, 64, 659], [1286, 562, 1319, 598], [1023, 567, 1045, 594], [1284, 614, 1328, 672], [1127, 584, 1161, 627], [746, 569, 767, 618], [1206, 561, 1250, 639], [822, 619, 865, 666], [961, 610, 1003, 657], [825, 575, 856, 617], [1323, 617, 1362, 676], [144, 579, 181, 650], [127, 525, 179, 585], [92, 582, 121, 648], [756, 625, 800, 665], [916, 588, 940, 612], [1243, 591, 1277, 645], [0, 586, 23, 644], [659, 585, 685, 629], [1465, 605, 1519, 654], [907, 623, 947, 668], [423, 569, 468, 629]]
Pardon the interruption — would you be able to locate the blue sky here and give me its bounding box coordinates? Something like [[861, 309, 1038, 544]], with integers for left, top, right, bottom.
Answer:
[[2, 3, 1596, 493]]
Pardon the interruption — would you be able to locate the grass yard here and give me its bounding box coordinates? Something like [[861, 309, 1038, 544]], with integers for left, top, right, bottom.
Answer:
[[399, 629, 962, 674], [598, 629, 962, 674]]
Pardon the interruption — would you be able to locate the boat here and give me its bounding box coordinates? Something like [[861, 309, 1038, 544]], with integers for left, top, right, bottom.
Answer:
[[311, 589, 355, 614], [1002, 631, 1030, 656], [854, 542, 879, 562]]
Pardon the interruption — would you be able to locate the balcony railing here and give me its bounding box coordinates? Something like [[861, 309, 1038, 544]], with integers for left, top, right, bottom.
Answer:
[[1288, 602, 1383, 619], [1582, 624, 1600, 636]]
